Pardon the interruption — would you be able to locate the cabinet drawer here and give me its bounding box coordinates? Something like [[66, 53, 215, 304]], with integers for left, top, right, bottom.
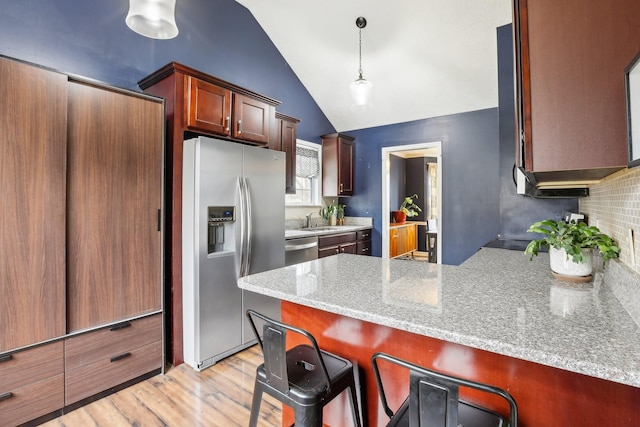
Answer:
[[0, 341, 63, 392], [318, 232, 356, 247], [65, 314, 161, 370], [357, 241, 371, 256], [318, 245, 340, 258], [0, 374, 64, 427], [65, 340, 162, 405], [340, 242, 357, 254], [356, 229, 371, 241]]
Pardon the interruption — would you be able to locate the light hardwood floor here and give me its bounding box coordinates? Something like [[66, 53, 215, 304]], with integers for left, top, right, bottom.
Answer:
[[41, 345, 281, 427]]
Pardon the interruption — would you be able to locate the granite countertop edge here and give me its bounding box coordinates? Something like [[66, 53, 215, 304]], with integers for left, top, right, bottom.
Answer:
[[238, 249, 640, 388]]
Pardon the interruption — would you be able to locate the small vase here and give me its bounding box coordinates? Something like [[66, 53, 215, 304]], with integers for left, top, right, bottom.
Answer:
[[549, 247, 593, 277], [393, 211, 406, 223], [329, 214, 337, 226]]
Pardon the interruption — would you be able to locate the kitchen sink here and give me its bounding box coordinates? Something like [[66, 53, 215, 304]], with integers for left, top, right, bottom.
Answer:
[[296, 226, 342, 231]]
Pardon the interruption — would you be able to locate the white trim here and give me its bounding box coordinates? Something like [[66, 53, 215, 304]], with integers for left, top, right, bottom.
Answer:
[[381, 142, 443, 262], [285, 139, 322, 206]]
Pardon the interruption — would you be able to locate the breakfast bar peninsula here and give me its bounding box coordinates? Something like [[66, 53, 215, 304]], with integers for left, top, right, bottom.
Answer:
[[238, 249, 640, 426]]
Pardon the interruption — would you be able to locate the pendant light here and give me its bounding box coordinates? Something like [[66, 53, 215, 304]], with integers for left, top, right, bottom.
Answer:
[[126, 0, 179, 40], [350, 16, 373, 110]]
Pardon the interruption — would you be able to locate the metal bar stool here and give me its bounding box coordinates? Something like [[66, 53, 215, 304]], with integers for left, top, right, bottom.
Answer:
[[372, 352, 517, 426], [246, 309, 362, 427]]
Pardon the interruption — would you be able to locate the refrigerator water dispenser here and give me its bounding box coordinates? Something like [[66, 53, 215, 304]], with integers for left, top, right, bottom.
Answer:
[[208, 206, 235, 254]]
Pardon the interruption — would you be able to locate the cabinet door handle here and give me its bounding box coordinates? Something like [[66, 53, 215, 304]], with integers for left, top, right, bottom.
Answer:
[[0, 354, 12, 364], [237, 119, 242, 135], [0, 392, 13, 402], [339, 183, 343, 192], [110, 352, 132, 363], [110, 321, 132, 331], [225, 116, 230, 132]]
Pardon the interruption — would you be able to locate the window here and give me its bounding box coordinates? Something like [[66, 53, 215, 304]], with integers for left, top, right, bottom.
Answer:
[[285, 140, 321, 206]]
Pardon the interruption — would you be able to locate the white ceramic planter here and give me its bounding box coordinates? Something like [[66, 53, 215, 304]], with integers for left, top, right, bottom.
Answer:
[[549, 247, 593, 277]]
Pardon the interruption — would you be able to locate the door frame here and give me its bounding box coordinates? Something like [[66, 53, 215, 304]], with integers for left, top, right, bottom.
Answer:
[[381, 142, 443, 261]]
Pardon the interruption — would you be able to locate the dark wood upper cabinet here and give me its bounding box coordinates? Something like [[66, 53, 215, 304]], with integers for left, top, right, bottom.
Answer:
[[273, 112, 300, 194], [514, 0, 640, 184], [0, 57, 67, 352], [232, 93, 272, 145], [322, 133, 355, 197], [186, 76, 232, 136]]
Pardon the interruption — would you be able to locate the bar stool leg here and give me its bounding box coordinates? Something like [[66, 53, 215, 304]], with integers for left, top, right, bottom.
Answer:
[[348, 382, 362, 427], [295, 404, 322, 427], [248, 381, 263, 427]]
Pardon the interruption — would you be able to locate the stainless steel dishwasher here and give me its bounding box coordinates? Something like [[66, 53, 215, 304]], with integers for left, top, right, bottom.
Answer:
[[285, 235, 318, 266]]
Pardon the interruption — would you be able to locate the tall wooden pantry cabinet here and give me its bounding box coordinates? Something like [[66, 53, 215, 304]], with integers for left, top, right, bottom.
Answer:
[[0, 56, 164, 427]]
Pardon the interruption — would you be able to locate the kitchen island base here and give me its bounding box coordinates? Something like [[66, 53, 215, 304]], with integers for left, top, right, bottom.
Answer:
[[281, 301, 640, 427]]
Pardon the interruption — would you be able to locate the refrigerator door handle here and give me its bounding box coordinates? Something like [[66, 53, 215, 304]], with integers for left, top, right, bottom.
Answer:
[[243, 177, 253, 275], [238, 177, 247, 277]]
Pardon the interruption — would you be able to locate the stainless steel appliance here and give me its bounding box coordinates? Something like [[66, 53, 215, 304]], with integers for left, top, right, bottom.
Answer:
[[285, 236, 318, 266], [182, 136, 284, 371]]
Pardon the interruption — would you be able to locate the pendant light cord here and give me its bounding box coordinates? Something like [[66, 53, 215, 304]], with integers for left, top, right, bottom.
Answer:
[[358, 26, 363, 78]]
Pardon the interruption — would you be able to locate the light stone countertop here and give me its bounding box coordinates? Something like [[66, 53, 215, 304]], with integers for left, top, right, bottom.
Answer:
[[284, 224, 371, 239], [238, 248, 640, 388]]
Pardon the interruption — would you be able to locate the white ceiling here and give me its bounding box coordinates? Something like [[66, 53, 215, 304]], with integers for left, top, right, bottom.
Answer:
[[234, 0, 513, 132]]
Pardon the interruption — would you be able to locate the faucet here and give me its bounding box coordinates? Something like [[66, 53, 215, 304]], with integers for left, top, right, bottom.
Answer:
[[304, 211, 315, 228]]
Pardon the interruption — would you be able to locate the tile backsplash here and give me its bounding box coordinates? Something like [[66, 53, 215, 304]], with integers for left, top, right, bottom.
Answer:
[[580, 167, 640, 272]]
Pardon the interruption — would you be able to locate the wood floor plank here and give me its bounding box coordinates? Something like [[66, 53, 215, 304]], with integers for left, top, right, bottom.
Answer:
[[40, 345, 281, 427]]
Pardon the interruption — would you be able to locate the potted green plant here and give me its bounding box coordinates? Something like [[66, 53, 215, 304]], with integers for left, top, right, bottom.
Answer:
[[524, 219, 619, 277], [392, 194, 422, 223], [320, 201, 345, 226]]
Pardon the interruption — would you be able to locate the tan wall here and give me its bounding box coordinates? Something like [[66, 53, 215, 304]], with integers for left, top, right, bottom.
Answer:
[[580, 168, 640, 272]]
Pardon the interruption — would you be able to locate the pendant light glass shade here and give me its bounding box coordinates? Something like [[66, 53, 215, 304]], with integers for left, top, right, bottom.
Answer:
[[350, 76, 373, 110], [126, 0, 179, 40]]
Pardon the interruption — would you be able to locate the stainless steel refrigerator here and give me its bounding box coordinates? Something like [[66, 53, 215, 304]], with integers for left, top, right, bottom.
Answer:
[[182, 136, 284, 371]]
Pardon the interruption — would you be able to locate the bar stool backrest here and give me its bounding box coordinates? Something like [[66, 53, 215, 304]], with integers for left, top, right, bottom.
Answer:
[[246, 309, 333, 395], [372, 352, 518, 427]]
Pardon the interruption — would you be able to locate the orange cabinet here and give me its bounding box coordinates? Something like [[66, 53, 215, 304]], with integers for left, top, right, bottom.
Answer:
[[390, 223, 418, 258]]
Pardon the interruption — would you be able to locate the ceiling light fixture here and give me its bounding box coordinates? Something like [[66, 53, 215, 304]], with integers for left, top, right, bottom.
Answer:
[[350, 16, 373, 111], [126, 0, 179, 40]]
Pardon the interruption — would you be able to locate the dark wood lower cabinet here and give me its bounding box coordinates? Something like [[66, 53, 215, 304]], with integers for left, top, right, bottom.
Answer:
[[318, 232, 357, 258], [0, 315, 162, 426], [65, 314, 162, 405], [318, 229, 372, 258], [0, 342, 64, 427], [356, 229, 372, 256]]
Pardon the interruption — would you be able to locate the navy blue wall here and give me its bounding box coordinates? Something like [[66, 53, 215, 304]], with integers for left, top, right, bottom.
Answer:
[[0, 0, 334, 142], [343, 24, 578, 265], [343, 108, 502, 265], [496, 24, 578, 239]]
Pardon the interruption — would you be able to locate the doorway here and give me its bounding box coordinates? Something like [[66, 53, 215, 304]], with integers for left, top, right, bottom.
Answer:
[[381, 142, 442, 261]]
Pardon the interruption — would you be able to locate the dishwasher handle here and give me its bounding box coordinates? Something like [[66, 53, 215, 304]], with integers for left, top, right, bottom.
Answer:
[[285, 241, 318, 251]]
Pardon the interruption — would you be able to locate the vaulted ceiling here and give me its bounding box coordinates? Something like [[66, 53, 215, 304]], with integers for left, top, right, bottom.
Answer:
[[234, 0, 512, 132]]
